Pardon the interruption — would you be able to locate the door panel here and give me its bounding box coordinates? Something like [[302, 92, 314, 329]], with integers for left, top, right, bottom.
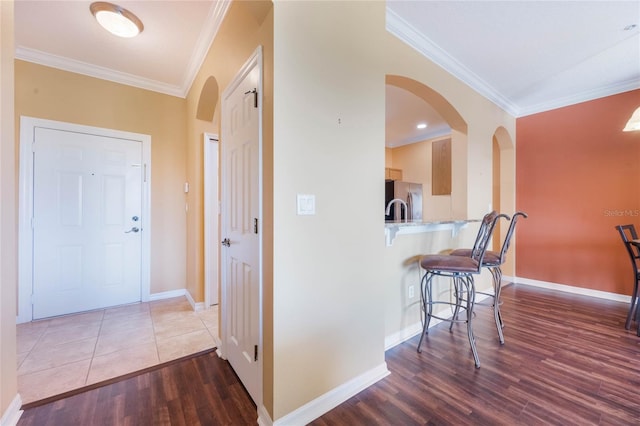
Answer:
[[32, 127, 142, 319], [222, 57, 261, 404]]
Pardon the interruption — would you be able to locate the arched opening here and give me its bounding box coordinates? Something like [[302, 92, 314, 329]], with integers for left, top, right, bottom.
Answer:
[[385, 75, 468, 220], [196, 76, 219, 121], [491, 126, 515, 259]]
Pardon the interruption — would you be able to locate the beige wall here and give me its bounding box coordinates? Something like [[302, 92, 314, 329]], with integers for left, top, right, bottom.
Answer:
[[272, 1, 515, 420], [184, 0, 273, 305], [381, 22, 516, 347], [184, 0, 275, 416], [273, 1, 388, 419], [14, 61, 188, 298], [1, 0, 18, 417], [1, 0, 517, 422]]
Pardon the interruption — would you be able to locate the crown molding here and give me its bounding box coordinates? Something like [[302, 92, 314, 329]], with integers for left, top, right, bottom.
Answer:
[[15, 0, 231, 99], [385, 7, 519, 117], [181, 0, 231, 96], [515, 78, 640, 117], [386, 6, 640, 118], [15, 46, 185, 97]]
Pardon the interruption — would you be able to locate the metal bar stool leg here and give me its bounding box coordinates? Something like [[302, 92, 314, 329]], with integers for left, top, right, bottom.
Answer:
[[635, 292, 640, 337], [449, 275, 463, 332], [626, 278, 639, 330], [417, 272, 434, 353], [463, 275, 480, 368]]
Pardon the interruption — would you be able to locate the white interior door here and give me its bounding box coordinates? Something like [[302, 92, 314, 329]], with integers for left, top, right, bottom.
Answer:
[[32, 127, 143, 319], [222, 48, 262, 405]]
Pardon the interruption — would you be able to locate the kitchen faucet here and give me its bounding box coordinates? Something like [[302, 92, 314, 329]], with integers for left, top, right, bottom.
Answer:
[[385, 198, 408, 223]]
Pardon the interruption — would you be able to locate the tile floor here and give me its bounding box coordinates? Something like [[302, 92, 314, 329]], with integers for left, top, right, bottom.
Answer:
[[16, 296, 219, 404]]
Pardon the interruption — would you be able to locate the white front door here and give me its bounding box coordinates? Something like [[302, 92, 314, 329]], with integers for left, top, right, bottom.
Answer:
[[32, 127, 143, 319], [221, 48, 262, 405]]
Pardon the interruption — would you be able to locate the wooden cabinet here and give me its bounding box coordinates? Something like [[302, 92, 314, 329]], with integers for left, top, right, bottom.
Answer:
[[432, 139, 451, 195], [385, 168, 403, 181]]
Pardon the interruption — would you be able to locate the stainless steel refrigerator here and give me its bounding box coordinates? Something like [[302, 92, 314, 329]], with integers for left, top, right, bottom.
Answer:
[[385, 181, 423, 222]]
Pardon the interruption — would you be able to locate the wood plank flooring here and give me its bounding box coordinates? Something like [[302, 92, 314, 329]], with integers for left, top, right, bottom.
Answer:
[[19, 284, 640, 425], [18, 349, 257, 426]]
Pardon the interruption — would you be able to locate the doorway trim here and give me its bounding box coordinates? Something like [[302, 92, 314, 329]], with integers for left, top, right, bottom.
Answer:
[[17, 116, 152, 323], [203, 133, 219, 309]]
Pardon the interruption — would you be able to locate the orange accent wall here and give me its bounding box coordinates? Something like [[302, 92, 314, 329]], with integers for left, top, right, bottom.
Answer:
[[516, 89, 640, 294]]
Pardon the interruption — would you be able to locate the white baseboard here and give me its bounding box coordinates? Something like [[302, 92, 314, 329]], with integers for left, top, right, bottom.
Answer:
[[385, 321, 423, 350], [257, 405, 273, 426], [0, 394, 23, 426], [384, 292, 493, 351], [149, 288, 204, 311], [504, 276, 631, 304], [184, 290, 206, 311], [150, 289, 207, 311], [149, 289, 187, 301], [270, 362, 390, 426]]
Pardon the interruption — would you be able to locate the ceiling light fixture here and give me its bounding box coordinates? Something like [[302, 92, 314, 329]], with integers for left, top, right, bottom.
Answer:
[[623, 107, 640, 132], [90, 2, 144, 38], [416, 123, 427, 129]]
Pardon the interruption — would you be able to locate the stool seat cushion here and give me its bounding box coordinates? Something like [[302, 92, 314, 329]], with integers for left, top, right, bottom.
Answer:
[[420, 254, 480, 273], [449, 249, 501, 266]]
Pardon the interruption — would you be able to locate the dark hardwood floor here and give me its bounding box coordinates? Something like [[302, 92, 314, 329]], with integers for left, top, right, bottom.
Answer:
[[18, 349, 257, 426], [19, 284, 640, 425], [313, 284, 640, 425]]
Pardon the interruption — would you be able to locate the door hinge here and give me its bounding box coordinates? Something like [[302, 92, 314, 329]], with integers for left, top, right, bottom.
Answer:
[[30, 293, 35, 305], [244, 88, 258, 108], [254, 345, 258, 362], [254, 218, 258, 234]]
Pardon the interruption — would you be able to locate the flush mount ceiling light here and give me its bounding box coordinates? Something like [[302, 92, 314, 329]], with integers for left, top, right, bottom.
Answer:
[[416, 123, 428, 129], [90, 2, 144, 38], [623, 107, 640, 132]]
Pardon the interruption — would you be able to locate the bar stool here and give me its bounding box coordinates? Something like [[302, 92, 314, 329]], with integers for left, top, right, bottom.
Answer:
[[615, 224, 640, 336], [449, 212, 528, 344], [417, 211, 506, 368]]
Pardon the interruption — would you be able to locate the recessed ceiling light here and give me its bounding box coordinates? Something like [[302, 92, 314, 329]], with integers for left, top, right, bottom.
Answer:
[[416, 123, 427, 129], [90, 2, 144, 38]]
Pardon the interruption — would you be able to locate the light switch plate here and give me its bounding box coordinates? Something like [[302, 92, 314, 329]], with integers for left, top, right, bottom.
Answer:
[[297, 194, 316, 215]]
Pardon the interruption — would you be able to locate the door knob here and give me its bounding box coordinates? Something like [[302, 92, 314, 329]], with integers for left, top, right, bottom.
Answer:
[[125, 227, 140, 233], [221, 238, 231, 247]]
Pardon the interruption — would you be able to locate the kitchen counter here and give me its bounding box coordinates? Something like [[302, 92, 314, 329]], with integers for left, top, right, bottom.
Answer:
[[384, 219, 476, 246]]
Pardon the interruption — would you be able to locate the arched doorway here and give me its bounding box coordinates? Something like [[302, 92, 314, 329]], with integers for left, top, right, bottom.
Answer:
[[385, 75, 469, 219], [492, 126, 516, 267]]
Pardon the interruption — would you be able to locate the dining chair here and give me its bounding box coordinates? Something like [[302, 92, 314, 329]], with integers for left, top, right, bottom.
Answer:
[[450, 211, 528, 344], [615, 224, 640, 336], [417, 211, 506, 368]]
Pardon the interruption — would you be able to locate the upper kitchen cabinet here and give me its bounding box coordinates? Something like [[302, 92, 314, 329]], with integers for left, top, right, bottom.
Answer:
[[385, 167, 403, 181]]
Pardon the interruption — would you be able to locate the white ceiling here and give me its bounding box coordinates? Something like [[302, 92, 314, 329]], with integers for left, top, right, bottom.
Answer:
[[14, 1, 640, 147], [15, 0, 228, 97]]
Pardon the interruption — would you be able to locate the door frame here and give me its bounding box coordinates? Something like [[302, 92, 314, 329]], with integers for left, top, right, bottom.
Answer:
[[203, 133, 219, 308], [219, 46, 263, 403], [17, 116, 152, 323]]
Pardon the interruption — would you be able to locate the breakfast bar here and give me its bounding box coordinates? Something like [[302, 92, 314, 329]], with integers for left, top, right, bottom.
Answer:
[[384, 219, 476, 246]]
